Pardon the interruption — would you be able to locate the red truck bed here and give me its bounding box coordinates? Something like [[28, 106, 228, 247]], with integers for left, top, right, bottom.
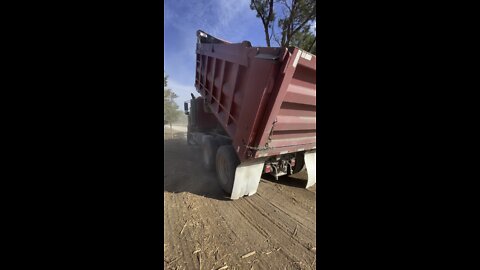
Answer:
[[195, 30, 316, 162]]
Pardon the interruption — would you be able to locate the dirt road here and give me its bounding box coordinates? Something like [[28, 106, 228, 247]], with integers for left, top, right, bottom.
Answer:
[[164, 130, 317, 270], [164, 124, 188, 133]]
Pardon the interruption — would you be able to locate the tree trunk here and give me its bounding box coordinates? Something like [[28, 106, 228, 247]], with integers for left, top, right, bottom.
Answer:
[[307, 39, 316, 53], [264, 25, 271, 47], [266, 0, 273, 47], [170, 123, 173, 139]]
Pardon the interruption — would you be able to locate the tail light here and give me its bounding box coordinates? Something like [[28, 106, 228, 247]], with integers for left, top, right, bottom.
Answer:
[[264, 164, 272, 173]]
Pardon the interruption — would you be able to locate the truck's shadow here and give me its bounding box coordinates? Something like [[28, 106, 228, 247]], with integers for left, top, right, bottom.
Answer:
[[261, 173, 309, 189], [163, 138, 230, 201], [164, 137, 310, 200]]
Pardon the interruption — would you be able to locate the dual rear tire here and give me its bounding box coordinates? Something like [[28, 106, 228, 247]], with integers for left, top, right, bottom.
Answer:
[[202, 136, 218, 171], [187, 129, 194, 145], [201, 136, 239, 194], [216, 145, 240, 195], [290, 153, 306, 175]]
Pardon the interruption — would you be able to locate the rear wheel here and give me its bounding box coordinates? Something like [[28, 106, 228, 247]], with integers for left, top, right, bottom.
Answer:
[[187, 130, 194, 145], [291, 153, 306, 175], [202, 136, 218, 171], [216, 145, 240, 194]]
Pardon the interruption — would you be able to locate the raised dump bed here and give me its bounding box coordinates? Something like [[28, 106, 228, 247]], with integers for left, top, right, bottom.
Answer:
[[185, 30, 316, 200]]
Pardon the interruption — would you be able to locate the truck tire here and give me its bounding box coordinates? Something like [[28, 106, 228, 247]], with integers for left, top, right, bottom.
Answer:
[[216, 145, 240, 195], [187, 130, 194, 145], [202, 136, 218, 171], [291, 152, 306, 175]]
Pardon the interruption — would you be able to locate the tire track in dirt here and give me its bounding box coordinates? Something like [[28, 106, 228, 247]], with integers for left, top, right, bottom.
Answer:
[[164, 194, 182, 269], [200, 201, 246, 269], [175, 195, 204, 270], [259, 192, 316, 233], [213, 200, 292, 269], [166, 191, 316, 269], [256, 181, 316, 232], [166, 193, 270, 270], [248, 193, 316, 239], [164, 140, 215, 268], [164, 180, 220, 269], [184, 196, 235, 270], [248, 195, 314, 250], [228, 198, 315, 269], [184, 195, 269, 269], [164, 135, 317, 269], [251, 190, 317, 269], [247, 196, 316, 250], [164, 193, 198, 270], [261, 178, 316, 210]]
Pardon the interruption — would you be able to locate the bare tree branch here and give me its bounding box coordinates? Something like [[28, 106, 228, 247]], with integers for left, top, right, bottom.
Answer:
[[251, 0, 275, 47], [251, 0, 315, 50], [252, 1, 267, 26]]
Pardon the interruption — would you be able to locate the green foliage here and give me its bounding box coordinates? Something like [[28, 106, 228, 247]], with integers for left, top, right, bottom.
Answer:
[[290, 24, 316, 54], [164, 74, 181, 125], [250, 0, 316, 54], [249, 0, 275, 46]]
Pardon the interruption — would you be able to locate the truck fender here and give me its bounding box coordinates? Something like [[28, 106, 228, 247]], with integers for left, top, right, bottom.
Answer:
[[230, 158, 267, 200], [304, 151, 316, 188]]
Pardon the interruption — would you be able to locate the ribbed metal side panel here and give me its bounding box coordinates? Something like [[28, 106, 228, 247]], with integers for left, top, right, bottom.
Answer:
[[195, 34, 315, 161], [268, 59, 316, 149]]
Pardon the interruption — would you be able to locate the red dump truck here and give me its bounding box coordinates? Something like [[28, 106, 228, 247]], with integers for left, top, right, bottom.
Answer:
[[184, 30, 316, 200]]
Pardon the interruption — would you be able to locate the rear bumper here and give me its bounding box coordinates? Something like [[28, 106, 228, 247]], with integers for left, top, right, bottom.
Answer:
[[253, 143, 316, 159]]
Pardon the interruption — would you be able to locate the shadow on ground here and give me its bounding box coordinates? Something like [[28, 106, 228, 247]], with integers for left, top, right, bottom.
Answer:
[[261, 173, 309, 189], [164, 137, 230, 201], [164, 135, 312, 200]]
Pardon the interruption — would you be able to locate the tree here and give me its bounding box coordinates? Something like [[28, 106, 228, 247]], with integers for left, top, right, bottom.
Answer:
[[289, 24, 316, 55], [164, 74, 182, 137], [250, 0, 275, 47], [250, 0, 316, 54]]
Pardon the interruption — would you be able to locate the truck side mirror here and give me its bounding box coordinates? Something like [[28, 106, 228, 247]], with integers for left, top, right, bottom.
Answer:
[[184, 102, 189, 115]]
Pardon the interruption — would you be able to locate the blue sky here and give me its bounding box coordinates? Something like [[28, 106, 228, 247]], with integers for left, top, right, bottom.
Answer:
[[164, 0, 268, 107]]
